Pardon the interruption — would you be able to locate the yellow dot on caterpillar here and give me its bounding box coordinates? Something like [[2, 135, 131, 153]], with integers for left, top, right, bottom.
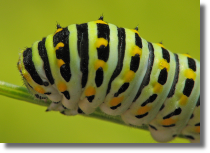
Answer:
[[94, 60, 106, 70], [131, 45, 142, 57], [136, 106, 151, 115], [85, 86, 96, 97], [57, 82, 67, 92], [183, 54, 191, 58], [124, 70, 135, 82], [95, 38, 108, 48], [131, 29, 140, 36], [54, 28, 63, 35], [195, 126, 200, 133], [156, 43, 165, 49], [179, 95, 188, 105], [55, 42, 64, 50], [153, 83, 163, 93], [161, 118, 177, 126], [110, 96, 124, 107], [57, 59, 65, 67], [95, 20, 108, 24], [185, 69, 196, 80], [159, 59, 170, 71], [34, 86, 45, 94]]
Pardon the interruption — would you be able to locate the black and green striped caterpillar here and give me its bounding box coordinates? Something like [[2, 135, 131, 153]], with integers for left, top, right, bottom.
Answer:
[[17, 16, 200, 143]]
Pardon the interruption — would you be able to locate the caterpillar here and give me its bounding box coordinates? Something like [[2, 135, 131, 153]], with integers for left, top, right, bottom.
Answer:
[[17, 16, 200, 143]]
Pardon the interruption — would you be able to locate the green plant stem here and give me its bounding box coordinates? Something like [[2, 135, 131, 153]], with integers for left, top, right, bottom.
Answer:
[[0, 80, 185, 139]]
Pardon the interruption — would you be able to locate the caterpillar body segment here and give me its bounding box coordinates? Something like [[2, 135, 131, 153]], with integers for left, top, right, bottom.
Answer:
[[100, 28, 150, 116], [121, 43, 177, 126], [17, 17, 200, 143], [148, 54, 200, 142]]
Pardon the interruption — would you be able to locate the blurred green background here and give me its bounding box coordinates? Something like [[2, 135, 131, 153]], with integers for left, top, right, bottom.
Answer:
[[0, 0, 199, 143]]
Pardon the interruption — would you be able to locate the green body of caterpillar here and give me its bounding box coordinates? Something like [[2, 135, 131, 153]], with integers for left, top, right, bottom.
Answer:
[[17, 17, 200, 143]]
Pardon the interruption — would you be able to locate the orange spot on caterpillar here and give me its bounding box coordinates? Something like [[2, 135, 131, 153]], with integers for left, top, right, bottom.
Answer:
[[153, 83, 163, 93], [57, 82, 67, 92], [57, 59, 65, 67], [137, 106, 151, 115], [159, 59, 170, 72], [54, 28, 63, 35], [124, 70, 135, 82], [110, 96, 124, 107], [95, 38, 108, 48], [85, 86, 96, 96], [95, 20, 108, 24], [179, 95, 188, 106], [131, 45, 142, 57], [185, 69, 196, 80], [161, 118, 177, 126], [55, 42, 64, 50], [34, 86, 45, 94]]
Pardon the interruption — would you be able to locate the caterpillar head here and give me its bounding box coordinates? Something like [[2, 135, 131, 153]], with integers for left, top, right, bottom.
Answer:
[[17, 48, 48, 100]]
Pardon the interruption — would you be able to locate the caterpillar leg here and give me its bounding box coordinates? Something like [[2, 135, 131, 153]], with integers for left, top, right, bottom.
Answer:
[[78, 97, 96, 114], [47, 101, 62, 111], [47, 100, 78, 116], [46, 92, 79, 115], [181, 97, 200, 143]]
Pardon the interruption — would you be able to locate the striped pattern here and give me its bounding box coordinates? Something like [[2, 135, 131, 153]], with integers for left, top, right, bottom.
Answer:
[[17, 17, 200, 143]]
